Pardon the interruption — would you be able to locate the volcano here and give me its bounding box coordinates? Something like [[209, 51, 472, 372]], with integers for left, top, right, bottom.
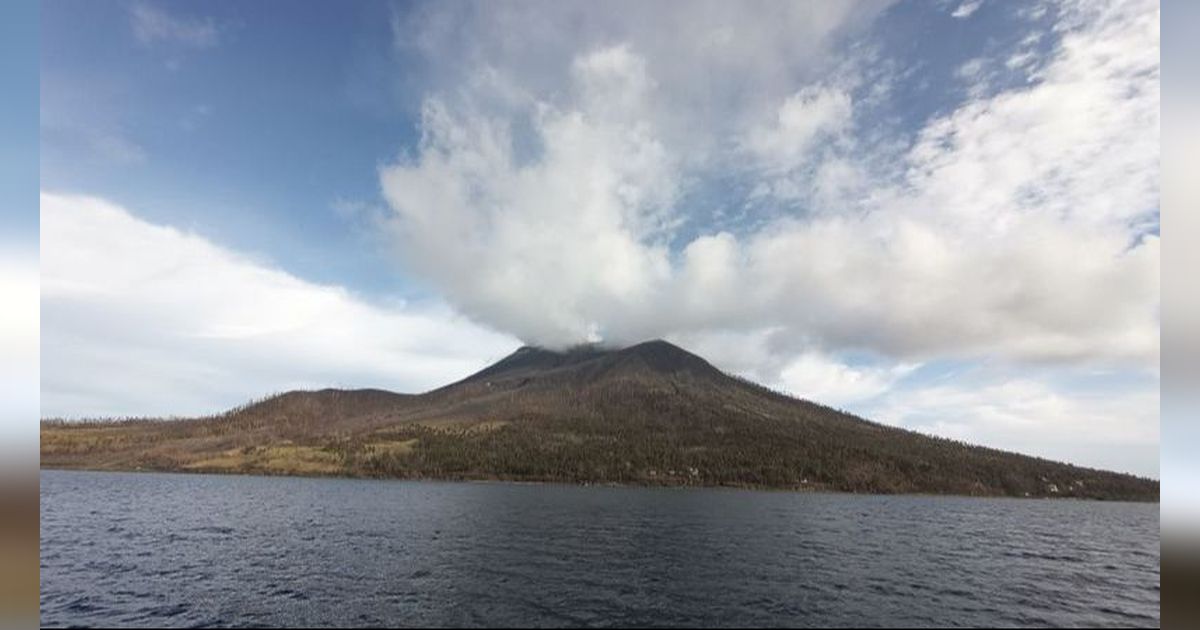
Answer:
[[41, 340, 1158, 500]]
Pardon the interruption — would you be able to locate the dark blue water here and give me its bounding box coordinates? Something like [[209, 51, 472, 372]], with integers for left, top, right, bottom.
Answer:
[[40, 470, 1159, 627]]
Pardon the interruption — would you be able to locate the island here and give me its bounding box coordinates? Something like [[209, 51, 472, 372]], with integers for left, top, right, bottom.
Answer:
[[41, 340, 1159, 501]]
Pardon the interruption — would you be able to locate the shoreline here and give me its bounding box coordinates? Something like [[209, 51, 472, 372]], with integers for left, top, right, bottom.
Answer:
[[38, 465, 1162, 504]]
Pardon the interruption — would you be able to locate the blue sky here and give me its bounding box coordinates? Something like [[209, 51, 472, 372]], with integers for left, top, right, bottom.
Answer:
[[41, 0, 422, 293], [39, 0, 1073, 298], [39, 0, 1161, 477]]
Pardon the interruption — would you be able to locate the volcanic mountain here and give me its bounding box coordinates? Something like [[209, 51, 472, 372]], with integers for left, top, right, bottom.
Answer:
[[41, 340, 1158, 500]]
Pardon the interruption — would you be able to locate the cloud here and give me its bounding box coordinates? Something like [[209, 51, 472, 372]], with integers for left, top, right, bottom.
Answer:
[[665, 328, 915, 405], [745, 85, 853, 176], [40, 193, 519, 418], [390, 0, 891, 161], [951, 0, 984, 19], [129, 2, 221, 49], [379, 0, 1160, 372], [379, 49, 679, 348], [865, 373, 1159, 478], [777, 352, 919, 407]]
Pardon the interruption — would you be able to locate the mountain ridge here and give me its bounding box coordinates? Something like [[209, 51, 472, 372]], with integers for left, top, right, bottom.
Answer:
[[40, 339, 1159, 501]]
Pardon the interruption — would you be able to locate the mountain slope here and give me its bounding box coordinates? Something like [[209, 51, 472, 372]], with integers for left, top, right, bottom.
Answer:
[[40, 341, 1159, 500]]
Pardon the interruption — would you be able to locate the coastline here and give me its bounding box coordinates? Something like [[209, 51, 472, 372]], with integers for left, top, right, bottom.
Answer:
[[38, 465, 1162, 503]]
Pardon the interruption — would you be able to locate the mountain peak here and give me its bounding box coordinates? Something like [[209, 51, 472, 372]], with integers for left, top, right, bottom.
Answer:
[[453, 339, 719, 388], [614, 339, 718, 376]]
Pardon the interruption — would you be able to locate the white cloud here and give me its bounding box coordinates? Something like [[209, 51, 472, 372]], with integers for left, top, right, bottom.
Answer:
[[379, 0, 1159, 373], [955, 56, 989, 89], [129, 2, 221, 49], [1005, 50, 1038, 72], [777, 352, 919, 408], [951, 0, 984, 19], [392, 0, 891, 162], [40, 193, 519, 418], [745, 86, 853, 176], [667, 328, 916, 407], [865, 375, 1159, 478], [379, 46, 679, 348]]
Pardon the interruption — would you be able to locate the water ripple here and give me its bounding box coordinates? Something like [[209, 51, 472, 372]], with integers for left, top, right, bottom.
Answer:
[[41, 470, 1159, 628]]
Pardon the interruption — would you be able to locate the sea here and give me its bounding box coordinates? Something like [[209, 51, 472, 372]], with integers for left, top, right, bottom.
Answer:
[[40, 469, 1159, 627]]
